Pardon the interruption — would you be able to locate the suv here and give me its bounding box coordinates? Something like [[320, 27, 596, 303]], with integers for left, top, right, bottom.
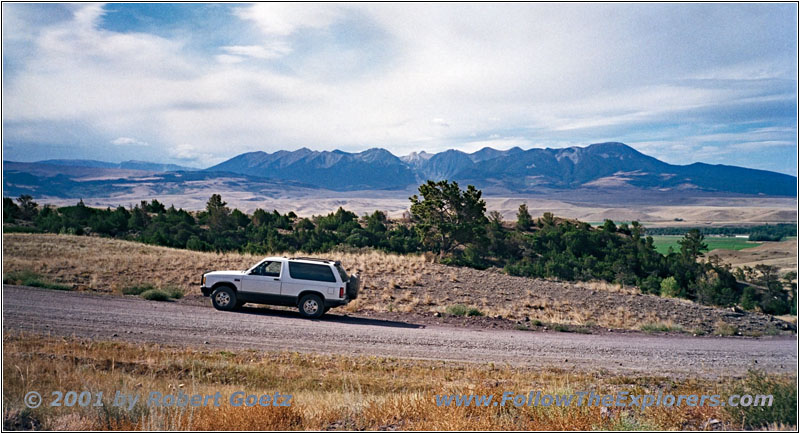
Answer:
[[201, 257, 359, 318]]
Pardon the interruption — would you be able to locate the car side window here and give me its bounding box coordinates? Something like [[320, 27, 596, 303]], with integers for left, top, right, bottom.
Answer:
[[252, 261, 281, 277], [288, 262, 336, 282], [264, 261, 281, 277]]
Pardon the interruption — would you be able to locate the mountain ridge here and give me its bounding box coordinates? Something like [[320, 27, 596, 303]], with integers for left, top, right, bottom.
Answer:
[[205, 142, 797, 196], [5, 142, 796, 197]]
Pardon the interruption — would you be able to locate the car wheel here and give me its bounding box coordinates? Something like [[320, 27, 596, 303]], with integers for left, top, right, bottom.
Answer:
[[211, 286, 237, 311], [298, 294, 325, 319]]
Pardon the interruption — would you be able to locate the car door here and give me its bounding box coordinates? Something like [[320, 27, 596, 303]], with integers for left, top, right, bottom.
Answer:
[[241, 260, 282, 295]]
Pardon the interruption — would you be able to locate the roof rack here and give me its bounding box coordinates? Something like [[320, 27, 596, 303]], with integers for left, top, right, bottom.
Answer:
[[290, 256, 335, 263]]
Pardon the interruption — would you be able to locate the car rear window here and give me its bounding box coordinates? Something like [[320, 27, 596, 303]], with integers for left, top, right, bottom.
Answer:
[[288, 262, 337, 282], [335, 263, 348, 282]]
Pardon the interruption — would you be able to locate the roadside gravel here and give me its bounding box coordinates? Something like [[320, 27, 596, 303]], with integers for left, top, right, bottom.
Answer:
[[3, 285, 795, 378]]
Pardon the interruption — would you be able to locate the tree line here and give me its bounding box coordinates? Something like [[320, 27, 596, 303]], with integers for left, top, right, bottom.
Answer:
[[645, 224, 795, 241], [3, 181, 795, 315]]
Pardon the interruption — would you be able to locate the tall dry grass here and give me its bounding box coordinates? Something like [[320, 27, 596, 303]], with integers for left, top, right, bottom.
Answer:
[[5, 333, 787, 431], [2, 233, 431, 297]]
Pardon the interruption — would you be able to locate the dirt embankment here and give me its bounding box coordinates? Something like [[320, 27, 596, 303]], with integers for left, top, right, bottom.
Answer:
[[3, 233, 795, 335]]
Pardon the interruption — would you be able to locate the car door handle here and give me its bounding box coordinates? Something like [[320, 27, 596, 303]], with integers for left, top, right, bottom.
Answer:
[[273, 278, 280, 281]]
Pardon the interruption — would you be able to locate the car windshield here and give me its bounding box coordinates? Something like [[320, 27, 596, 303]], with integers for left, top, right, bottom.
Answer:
[[335, 263, 348, 282]]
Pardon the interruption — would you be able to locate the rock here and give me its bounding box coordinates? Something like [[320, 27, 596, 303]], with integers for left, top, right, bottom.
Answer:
[[433, 312, 441, 317]]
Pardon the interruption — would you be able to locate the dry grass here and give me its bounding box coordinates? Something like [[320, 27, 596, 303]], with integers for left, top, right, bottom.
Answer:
[[3, 233, 791, 335], [6, 332, 791, 431], [576, 280, 641, 296], [2, 233, 432, 297]]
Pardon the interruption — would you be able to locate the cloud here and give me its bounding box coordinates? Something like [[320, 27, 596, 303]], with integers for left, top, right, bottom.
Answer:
[[111, 137, 148, 146], [168, 143, 218, 166], [233, 3, 342, 36], [221, 42, 292, 60]]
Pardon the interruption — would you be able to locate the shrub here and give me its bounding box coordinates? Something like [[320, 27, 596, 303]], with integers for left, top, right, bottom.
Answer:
[[140, 289, 170, 301], [466, 307, 484, 317], [639, 275, 662, 295], [725, 370, 797, 429], [2, 225, 43, 234], [739, 287, 758, 311], [164, 286, 184, 299], [445, 304, 468, 316], [552, 324, 571, 333], [660, 277, 681, 298], [713, 320, 738, 336], [122, 284, 155, 295], [3, 270, 71, 290], [639, 322, 683, 333]]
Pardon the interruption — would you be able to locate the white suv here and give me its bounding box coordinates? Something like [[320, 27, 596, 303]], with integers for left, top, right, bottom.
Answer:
[[201, 257, 359, 318]]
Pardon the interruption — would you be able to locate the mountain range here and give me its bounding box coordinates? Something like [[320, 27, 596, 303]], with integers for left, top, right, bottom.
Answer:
[[207, 142, 796, 196], [3, 142, 797, 199]]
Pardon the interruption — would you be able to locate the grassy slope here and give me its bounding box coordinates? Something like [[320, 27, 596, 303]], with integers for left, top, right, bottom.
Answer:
[[3, 233, 792, 335]]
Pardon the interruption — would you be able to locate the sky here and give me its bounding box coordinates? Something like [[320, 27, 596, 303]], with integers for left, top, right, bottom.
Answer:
[[2, 3, 797, 175]]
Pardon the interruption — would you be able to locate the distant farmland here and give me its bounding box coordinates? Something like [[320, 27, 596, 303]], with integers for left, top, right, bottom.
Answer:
[[651, 235, 762, 255]]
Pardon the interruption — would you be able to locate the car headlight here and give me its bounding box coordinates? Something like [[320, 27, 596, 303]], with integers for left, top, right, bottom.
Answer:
[[202, 275, 206, 285]]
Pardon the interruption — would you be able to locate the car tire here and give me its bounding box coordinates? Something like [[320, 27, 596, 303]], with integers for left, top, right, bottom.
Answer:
[[298, 294, 325, 319], [211, 286, 238, 311]]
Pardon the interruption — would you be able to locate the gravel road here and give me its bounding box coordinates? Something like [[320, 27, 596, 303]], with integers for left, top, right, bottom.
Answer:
[[3, 285, 796, 377]]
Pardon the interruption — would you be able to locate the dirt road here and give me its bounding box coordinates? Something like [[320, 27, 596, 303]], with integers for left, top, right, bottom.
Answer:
[[3, 285, 796, 377]]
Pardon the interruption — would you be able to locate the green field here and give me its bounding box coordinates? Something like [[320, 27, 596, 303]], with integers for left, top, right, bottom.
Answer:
[[650, 236, 762, 255]]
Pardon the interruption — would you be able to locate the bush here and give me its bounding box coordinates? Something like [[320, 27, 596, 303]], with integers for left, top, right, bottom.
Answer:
[[445, 305, 483, 317], [164, 286, 184, 299], [725, 370, 797, 429], [466, 307, 484, 317], [2, 225, 43, 234], [3, 270, 71, 290], [122, 284, 155, 296], [639, 275, 662, 295], [639, 322, 683, 333], [140, 289, 170, 301], [445, 304, 468, 316], [660, 276, 681, 298], [739, 287, 758, 311], [713, 320, 738, 336]]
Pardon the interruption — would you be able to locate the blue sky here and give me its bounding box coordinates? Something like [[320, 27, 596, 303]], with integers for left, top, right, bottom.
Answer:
[[2, 3, 797, 175]]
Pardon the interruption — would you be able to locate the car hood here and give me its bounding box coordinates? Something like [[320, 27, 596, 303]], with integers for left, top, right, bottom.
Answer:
[[205, 270, 246, 276]]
